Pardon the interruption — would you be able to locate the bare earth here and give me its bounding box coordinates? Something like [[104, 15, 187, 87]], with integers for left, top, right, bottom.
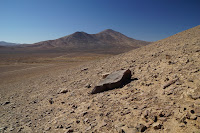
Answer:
[[0, 25, 200, 133]]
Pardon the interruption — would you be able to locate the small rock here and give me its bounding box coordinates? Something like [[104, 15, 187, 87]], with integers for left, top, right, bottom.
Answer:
[[85, 84, 91, 88], [72, 105, 77, 109], [82, 111, 88, 116], [133, 106, 138, 109], [190, 94, 200, 100], [139, 105, 147, 110], [70, 110, 75, 114], [120, 110, 131, 116], [176, 81, 182, 85], [164, 89, 174, 95], [0, 126, 7, 131], [9, 127, 15, 131], [115, 123, 125, 128], [17, 127, 24, 132], [190, 115, 197, 120], [83, 118, 89, 124], [65, 128, 74, 133], [178, 114, 187, 124], [58, 88, 68, 94], [165, 55, 171, 59], [45, 127, 51, 131], [188, 79, 193, 82], [136, 124, 147, 132], [179, 124, 185, 127], [101, 122, 107, 127], [143, 110, 149, 118], [3, 101, 10, 105], [189, 88, 200, 100], [126, 128, 138, 133], [145, 120, 154, 128], [87, 106, 91, 109], [81, 68, 88, 71], [194, 106, 200, 117], [86, 126, 91, 131], [168, 61, 174, 65], [197, 117, 200, 124], [158, 117, 167, 122], [99, 113, 104, 116], [119, 129, 126, 133], [76, 120, 80, 124], [66, 125, 71, 129], [153, 123, 163, 130], [90, 122, 97, 128], [159, 111, 165, 117], [49, 98, 54, 104]]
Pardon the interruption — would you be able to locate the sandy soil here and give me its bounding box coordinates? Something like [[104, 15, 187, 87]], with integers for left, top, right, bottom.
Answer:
[[0, 25, 200, 133]]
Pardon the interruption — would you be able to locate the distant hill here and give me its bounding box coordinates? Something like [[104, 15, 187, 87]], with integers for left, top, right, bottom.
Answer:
[[23, 29, 150, 53], [0, 29, 150, 54], [0, 41, 19, 46]]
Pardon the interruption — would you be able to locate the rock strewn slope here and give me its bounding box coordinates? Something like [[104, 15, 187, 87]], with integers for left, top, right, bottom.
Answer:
[[0, 25, 200, 133]]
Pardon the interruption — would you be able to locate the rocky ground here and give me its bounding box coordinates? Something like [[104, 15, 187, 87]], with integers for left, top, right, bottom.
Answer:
[[0, 25, 200, 133]]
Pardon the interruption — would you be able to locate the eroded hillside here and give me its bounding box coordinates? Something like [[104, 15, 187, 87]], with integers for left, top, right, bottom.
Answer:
[[0, 25, 200, 133]]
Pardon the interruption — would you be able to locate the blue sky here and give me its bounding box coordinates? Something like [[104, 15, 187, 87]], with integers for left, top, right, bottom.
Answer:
[[0, 0, 200, 44]]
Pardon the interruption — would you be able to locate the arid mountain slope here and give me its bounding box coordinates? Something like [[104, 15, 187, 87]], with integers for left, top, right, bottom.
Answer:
[[0, 41, 19, 46], [30, 29, 149, 49], [0, 25, 200, 133], [0, 29, 149, 54], [4, 29, 149, 54]]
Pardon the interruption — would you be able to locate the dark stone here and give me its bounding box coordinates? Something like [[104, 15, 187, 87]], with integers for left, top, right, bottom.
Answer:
[[66, 125, 71, 129], [3, 101, 10, 105], [119, 129, 126, 133], [91, 69, 132, 94], [65, 129, 74, 133], [81, 68, 88, 71], [76, 120, 80, 124], [72, 105, 77, 109], [58, 88, 68, 94], [49, 98, 54, 104], [82, 111, 88, 116]]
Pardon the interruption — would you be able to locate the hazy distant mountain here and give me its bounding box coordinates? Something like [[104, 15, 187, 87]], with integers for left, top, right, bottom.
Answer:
[[26, 29, 150, 52], [0, 41, 19, 46], [0, 29, 150, 54]]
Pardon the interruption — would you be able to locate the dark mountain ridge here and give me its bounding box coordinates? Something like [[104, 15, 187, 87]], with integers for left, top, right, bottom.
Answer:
[[1, 29, 150, 54], [28, 29, 150, 50], [0, 41, 19, 46]]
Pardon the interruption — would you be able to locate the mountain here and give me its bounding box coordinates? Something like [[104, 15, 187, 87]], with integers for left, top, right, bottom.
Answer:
[[0, 41, 19, 46], [24, 29, 150, 53]]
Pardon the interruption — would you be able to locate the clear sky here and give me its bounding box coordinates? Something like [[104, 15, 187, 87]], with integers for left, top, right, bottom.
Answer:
[[0, 0, 200, 44]]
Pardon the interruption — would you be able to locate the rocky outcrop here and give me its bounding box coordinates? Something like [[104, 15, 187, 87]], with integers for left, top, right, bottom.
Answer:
[[91, 69, 132, 94]]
